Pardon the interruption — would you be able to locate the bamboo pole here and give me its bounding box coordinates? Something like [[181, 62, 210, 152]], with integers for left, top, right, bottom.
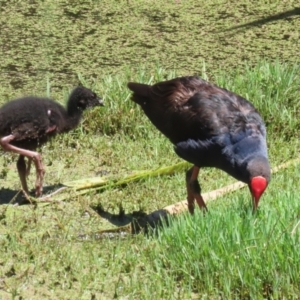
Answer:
[[114, 158, 300, 234], [35, 158, 300, 236]]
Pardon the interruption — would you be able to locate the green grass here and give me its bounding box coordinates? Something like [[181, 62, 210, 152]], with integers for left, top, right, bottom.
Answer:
[[1, 0, 300, 299], [151, 166, 300, 299], [1, 161, 300, 299], [1, 63, 300, 299]]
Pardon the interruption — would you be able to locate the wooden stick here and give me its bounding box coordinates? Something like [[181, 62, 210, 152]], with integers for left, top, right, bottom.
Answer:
[[131, 158, 300, 233], [153, 157, 300, 217]]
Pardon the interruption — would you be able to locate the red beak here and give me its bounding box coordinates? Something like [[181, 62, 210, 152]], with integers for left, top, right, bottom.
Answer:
[[249, 176, 268, 210]]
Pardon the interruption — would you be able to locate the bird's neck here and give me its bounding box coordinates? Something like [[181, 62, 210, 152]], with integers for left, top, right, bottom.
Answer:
[[224, 154, 269, 184], [62, 107, 83, 132]]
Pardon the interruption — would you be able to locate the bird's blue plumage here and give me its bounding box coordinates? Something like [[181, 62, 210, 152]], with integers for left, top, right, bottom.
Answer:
[[175, 127, 268, 184], [128, 76, 271, 187]]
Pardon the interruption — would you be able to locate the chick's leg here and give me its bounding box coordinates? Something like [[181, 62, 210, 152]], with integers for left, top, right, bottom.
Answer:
[[0, 135, 45, 197]]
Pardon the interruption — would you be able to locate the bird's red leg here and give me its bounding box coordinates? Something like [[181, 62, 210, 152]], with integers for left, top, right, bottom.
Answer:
[[32, 154, 45, 197], [16, 155, 29, 194], [186, 166, 207, 214], [0, 134, 45, 197], [191, 167, 207, 211], [20, 136, 46, 178], [186, 167, 196, 214], [26, 158, 32, 177]]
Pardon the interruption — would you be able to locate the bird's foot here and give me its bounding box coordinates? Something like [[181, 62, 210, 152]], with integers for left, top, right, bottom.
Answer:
[[187, 194, 207, 214], [35, 185, 43, 197], [195, 194, 208, 212], [186, 167, 207, 213]]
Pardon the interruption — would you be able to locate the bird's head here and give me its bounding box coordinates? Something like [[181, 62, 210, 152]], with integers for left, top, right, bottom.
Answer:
[[247, 156, 270, 211], [68, 86, 104, 114]]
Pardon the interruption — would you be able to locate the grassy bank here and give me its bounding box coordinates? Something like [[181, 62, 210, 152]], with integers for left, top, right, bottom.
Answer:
[[1, 0, 300, 298], [1, 62, 300, 299]]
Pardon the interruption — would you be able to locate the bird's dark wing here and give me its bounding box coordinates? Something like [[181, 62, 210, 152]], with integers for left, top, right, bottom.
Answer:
[[129, 76, 269, 185], [129, 76, 262, 144], [0, 97, 60, 141], [11, 121, 48, 141], [174, 137, 222, 168]]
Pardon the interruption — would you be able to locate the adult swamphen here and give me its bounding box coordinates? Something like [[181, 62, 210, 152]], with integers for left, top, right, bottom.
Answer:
[[0, 86, 104, 197], [127, 76, 270, 213]]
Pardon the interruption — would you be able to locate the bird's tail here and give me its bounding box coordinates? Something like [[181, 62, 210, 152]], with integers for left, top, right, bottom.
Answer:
[[127, 82, 151, 105]]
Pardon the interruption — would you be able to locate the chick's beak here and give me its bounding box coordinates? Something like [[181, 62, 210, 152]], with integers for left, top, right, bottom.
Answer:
[[98, 98, 104, 106]]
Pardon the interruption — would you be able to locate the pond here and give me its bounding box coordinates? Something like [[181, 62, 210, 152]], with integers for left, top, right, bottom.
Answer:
[[0, 0, 299, 99]]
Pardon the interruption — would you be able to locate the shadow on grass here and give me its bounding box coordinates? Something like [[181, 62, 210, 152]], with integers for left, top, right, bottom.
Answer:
[[224, 7, 300, 33], [89, 202, 173, 237], [91, 203, 148, 227], [0, 188, 25, 205], [0, 184, 65, 205]]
